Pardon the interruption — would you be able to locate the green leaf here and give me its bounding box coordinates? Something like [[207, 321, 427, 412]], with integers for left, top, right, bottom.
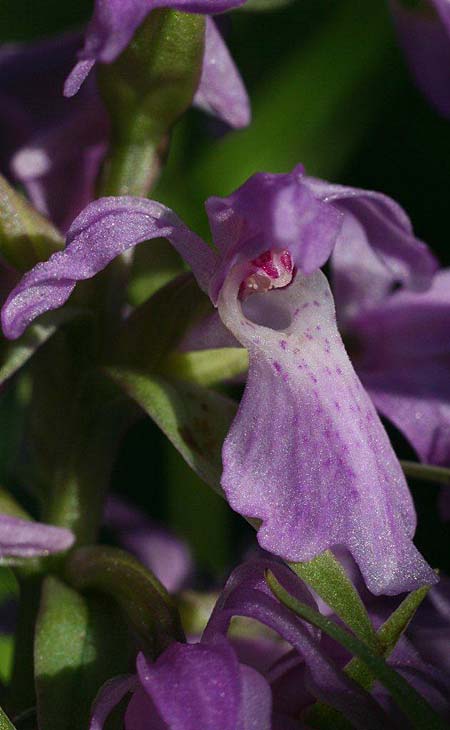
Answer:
[[107, 367, 237, 496], [267, 572, 447, 730], [0, 175, 63, 271], [165, 348, 248, 387], [98, 9, 205, 196], [290, 551, 379, 652], [401, 460, 450, 487], [0, 706, 16, 730], [66, 546, 184, 657], [35, 576, 130, 730]]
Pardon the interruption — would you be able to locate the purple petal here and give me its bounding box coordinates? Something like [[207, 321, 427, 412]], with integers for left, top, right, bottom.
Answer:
[[193, 18, 250, 129], [237, 664, 272, 730], [66, 0, 247, 94], [389, 0, 450, 118], [1, 197, 217, 340], [104, 496, 193, 592], [11, 105, 108, 233], [206, 168, 343, 302], [305, 176, 438, 292], [136, 638, 241, 730], [348, 270, 450, 466], [64, 59, 96, 98], [330, 213, 401, 326], [90, 675, 138, 730], [217, 264, 436, 595], [0, 514, 74, 558]]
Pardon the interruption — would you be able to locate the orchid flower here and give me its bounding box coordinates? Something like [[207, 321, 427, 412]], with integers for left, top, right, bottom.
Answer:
[[90, 559, 386, 730], [331, 231, 450, 515], [1, 165, 438, 596], [0, 34, 108, 232], [104, 495, 193, 592], [64, 1, 250, 130], [389, 0, 450, 118], [0, 19, 249, 232], [0, 513, 73, 558]]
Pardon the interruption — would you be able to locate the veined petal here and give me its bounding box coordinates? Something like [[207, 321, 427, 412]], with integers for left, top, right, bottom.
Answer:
[[1, 196, 217, 340], [305, 176, 438, 292], [136, 638, 241, 730], [65, 0, 247, 94], [194, 18, 250, 129], [218, 265, 436, 595], [0, 514, 74, 557]]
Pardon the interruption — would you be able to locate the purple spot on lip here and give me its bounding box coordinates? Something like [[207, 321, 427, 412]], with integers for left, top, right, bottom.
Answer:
[[273, 361, 282, 374], [336, 367, 342, 375], [315, 325, 321, 331], [302, 302, 310, 309], [313, 300, 320, 307], [294, 308, 300, 316], [305, 333, 313, 341], [280, 339, 288, 350]]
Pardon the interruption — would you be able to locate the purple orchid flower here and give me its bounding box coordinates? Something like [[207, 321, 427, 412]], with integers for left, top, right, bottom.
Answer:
[[0, 513, 73, 558], [104, 495, 193, 592], [389, 0, 450, 118], [65, 0, 248, 95], [0, 165, 438, 596], [0, 21, 249, 232], [330, 230, 450, 514], [64, 0, 250, 131], [90, 559, 386, 730], [0, 34, 109, 233]]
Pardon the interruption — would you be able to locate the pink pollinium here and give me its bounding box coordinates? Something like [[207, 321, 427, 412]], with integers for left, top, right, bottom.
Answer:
[[239, 249, 294, 299]]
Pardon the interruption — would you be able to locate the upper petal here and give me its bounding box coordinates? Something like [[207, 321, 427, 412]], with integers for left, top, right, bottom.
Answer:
[[206, 167, 343, 302], [0, 514, 74, 558], [136, 638, 241, 730], [193, 18, 250, 129], [218, 265, 436, 595], [1, 196, 217, 340], [305, 176, 438, 292]]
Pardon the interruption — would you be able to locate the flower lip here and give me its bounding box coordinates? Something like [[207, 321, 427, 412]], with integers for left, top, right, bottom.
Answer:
[[239, 249, 295, 300]]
